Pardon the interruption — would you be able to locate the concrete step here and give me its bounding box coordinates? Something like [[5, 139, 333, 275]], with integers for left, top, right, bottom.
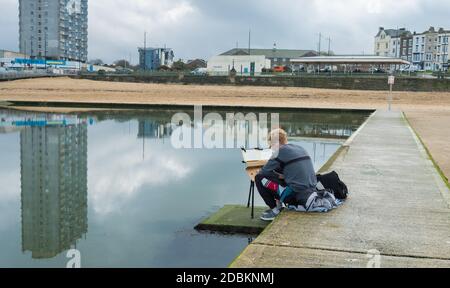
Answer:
[[195, 205, 269, 234]]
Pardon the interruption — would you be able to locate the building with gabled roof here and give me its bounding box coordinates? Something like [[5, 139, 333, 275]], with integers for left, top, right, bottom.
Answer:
[[220, 47, 317, 68]]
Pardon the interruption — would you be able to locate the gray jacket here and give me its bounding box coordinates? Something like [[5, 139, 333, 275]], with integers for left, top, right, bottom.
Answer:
[[260, 144, 317, 193]]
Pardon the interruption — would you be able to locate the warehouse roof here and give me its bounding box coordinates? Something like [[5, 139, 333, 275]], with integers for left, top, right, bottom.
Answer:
[[291, 56, 411, 65], [221, 48, 317, 59]]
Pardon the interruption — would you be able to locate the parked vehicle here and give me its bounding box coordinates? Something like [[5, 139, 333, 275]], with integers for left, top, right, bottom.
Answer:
[[315, 66, 337, 73], [273, 66, 287, 73], [399, 65, 419, 73], [191, 67, 208, 75], [369, 67, 386, 73], [115, 68, 134, 74]]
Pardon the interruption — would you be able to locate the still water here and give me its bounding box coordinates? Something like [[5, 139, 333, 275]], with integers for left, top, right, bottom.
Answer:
[[0, 107, 368, 267]]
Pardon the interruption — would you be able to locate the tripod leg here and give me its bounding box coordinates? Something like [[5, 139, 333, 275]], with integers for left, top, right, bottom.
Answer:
[[251, 181, 255, 219], [247, 180, 252, 208]]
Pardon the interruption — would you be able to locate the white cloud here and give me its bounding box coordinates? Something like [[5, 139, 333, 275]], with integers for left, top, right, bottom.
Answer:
[[87, 130, 191, 216], [1, 0, 449, 63]]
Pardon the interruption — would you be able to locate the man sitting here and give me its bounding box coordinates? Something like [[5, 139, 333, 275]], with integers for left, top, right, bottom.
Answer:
[[256, 129, 318, 221]]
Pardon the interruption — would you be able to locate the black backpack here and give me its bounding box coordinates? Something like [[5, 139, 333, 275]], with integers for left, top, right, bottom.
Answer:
[[316, 171, 348, 200]]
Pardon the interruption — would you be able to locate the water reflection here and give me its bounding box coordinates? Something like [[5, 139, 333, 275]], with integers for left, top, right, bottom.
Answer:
[[20, 120, 88, 259], [138, 121, 172, 139], [0, 107, 369, 267]]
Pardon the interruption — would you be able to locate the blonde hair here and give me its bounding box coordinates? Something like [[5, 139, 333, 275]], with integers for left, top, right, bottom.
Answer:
[[268, 128, 288, 146]]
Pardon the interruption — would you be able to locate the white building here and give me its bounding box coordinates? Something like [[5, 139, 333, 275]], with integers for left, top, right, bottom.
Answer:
[[437, 28, 449, 71], [412, 32, 426, 68], [375, 27, 411, 58], [207, 55, 271, 75]]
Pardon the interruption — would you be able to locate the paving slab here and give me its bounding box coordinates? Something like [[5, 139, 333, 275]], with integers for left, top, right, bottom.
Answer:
[[230, 244, 450, 268], [231, 110, 450, 267]]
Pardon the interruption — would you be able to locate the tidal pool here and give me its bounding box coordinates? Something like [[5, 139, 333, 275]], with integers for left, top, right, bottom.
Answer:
[[0, 107, 369, 267]]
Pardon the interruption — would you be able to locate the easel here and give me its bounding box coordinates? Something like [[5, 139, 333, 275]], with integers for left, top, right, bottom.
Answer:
[[244, 160, 267, 219]]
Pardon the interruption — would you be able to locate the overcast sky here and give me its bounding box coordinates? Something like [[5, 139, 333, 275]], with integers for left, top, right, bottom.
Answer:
[[1, 0, 449, 64]]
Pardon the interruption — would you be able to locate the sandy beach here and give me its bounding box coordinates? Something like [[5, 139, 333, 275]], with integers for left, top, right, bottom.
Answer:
[[1, 77, 449, 182]]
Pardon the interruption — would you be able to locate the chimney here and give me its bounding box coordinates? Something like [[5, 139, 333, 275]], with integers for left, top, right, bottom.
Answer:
[[379, 27, 384, 31]]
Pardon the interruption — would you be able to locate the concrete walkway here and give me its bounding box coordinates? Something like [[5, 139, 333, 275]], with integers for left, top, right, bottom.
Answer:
[[231, 110, 450, 268]]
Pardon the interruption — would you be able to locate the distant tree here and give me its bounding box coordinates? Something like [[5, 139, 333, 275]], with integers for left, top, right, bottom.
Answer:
[[88, 59, 104, 65], [114, 59, 131, 68], [171, 60, 188, 71]]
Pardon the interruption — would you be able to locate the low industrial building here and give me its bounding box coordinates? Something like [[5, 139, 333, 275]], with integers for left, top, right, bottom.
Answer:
[[291, 55, 411, 73], [186, 59, 207, 70], [0, 49, 28, 59], [207, 55, 271, 75], [220, 47, 317, 68]]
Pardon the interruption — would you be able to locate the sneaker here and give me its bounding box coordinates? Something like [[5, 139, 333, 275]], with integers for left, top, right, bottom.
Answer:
[[264, 206, 284, 214], [260, 209, 280, 222]]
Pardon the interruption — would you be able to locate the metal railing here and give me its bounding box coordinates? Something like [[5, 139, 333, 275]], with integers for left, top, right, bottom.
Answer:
[[77, 69, 448, 80]]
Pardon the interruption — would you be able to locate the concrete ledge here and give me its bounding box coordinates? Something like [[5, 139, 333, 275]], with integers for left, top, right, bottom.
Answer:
[[230, 244, 450, 268], [0, 101, 12, 107], [195, 205, 269, 234], [318, 110, 376, 174]]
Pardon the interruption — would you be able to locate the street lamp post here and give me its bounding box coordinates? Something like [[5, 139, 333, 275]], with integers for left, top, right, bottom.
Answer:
[[44, 31, 47, 70]]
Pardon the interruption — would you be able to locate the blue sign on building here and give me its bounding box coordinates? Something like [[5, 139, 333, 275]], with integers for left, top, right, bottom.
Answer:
[[14, 58, 66, 66]]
